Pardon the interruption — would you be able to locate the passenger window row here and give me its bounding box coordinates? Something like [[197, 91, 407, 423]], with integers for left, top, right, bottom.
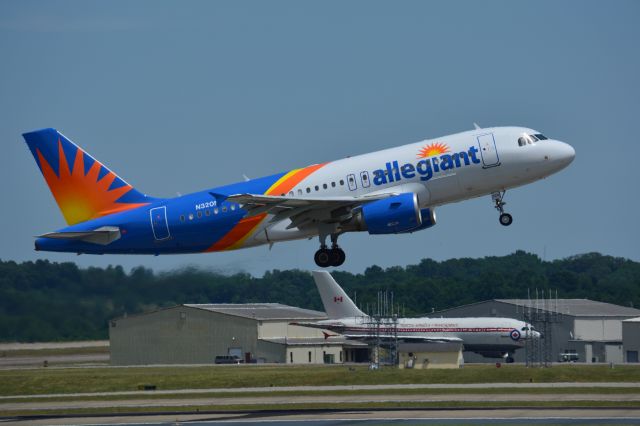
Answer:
[[179, 175, 353, 222], [279, 179, 346, 196], [179, 204, 237, 222]]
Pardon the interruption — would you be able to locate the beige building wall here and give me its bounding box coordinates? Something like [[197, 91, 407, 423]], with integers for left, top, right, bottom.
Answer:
[[286, 345, 343, 364], [258, 321, 326, 339], [398, 350, 463, 369], [574, 319, 623, 341]]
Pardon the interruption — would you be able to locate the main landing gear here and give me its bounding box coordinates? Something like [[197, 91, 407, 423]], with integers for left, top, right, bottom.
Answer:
[[492, 191, 513, 226], [314, 233, 346, 268]]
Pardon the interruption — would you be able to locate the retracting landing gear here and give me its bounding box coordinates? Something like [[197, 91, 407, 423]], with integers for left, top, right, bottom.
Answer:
[[314, 233, 346, 268], [492, 191, 513, 226]]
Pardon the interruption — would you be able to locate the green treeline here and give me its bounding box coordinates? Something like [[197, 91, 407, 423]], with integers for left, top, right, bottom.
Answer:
[[1, 251, 639, 342]]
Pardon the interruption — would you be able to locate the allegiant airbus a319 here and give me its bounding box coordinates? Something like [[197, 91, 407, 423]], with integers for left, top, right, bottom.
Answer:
[[23, 126, 574, 267]]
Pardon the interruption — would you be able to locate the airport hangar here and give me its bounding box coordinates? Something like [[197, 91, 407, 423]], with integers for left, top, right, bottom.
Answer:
[[109, 303, 463, 368], [109, 303, 370, 366], [434, 299, 640, 364], [623, 317, 640, 363]]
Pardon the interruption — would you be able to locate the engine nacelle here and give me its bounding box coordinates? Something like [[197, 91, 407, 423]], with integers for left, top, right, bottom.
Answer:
[[361, 193, 423, 234], [397, 208, 437, 234]]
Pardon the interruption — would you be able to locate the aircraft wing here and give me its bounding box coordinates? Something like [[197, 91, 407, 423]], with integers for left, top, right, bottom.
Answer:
[[38, 226, 121, 245], [290, 321, 347, 333], [220, 192, 397, 230]]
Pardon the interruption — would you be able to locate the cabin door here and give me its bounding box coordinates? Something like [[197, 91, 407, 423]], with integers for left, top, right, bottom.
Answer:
[[477, 133, 501, 168], [150, 206, 170, 240]]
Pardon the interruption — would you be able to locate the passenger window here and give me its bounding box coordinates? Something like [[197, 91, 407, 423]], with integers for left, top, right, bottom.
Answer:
[[339, 180, 344, 186], [205, 209, 210, 216], [315, 185, 319, 191], [298, 189, 303, 195], [180, 215, 185, 222], [323, 183, 327, 189], [230, 204, 236, 211], [331, 182, 336, 187], [188, 213, 194, 220], [306, 187, 311, 193], [197, 211, 202, 219], [222, 206, 227, 213], [289, 191, 294, 196], [214, 207, 219, 214]]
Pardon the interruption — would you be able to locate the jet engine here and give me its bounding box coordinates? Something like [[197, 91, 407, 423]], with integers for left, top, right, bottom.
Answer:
[[349, 193, 436, 235]]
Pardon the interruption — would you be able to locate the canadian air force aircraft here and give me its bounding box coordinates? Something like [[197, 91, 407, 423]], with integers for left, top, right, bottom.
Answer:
[[23, 126, 574, 267], [293, 271, 541, 362]]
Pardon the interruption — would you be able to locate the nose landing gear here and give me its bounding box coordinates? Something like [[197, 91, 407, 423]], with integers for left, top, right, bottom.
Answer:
[[492, 191, 513, 226], [314, 233, 346, 267]]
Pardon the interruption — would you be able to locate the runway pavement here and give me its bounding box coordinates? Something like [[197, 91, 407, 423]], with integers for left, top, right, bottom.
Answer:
[[5, 408, 640, 425], [2, 390, 640, 412]]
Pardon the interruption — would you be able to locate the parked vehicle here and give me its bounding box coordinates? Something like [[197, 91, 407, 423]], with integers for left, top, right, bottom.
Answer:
[[214, 355, 242, 364], [558, 351, 579, 362]]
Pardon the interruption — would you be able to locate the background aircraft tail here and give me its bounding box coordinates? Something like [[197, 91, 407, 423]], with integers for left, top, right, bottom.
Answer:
[[312, 271, 365, 319], [22, 128, 153, 225]]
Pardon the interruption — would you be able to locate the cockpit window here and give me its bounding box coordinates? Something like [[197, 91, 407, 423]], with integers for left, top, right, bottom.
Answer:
[[521, 326, 529, 331], [518, 133, 548, 147]]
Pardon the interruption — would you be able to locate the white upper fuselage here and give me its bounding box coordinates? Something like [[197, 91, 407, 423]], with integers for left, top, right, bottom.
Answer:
[[250, 126, 575, 245], [316, 315, 539, 350]]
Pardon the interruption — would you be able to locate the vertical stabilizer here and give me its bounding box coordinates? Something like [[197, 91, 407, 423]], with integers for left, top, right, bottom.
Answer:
[[22, 128, 154, 225], [312, 271, 365, 319]]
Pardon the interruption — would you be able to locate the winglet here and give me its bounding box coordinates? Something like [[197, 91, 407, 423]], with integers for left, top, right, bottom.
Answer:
[[473, 122, 481, 130]]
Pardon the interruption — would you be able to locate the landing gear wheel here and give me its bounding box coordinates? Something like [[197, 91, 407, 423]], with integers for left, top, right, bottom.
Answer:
[[499, 213, 513, 226], [329, 248, 346, 267], [492, 191, 513, 227], [314, 248, 332, 268]]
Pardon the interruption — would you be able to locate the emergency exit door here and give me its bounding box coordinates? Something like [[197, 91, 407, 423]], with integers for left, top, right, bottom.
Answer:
[[150, 206, 170, 240], [477, 133, 501, 168]]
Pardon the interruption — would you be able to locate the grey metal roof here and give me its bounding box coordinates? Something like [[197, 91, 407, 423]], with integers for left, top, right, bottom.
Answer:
[[495, 299, 640, 317], [184, 303, 327, 320]]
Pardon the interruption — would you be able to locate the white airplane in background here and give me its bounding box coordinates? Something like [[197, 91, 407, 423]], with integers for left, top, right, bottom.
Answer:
[[292, 271, 541, 362], [25, 126, 574, 267]]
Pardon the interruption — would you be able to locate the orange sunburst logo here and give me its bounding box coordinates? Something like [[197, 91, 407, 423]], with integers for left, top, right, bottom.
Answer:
[[36, 139, 148, 225], [417, 142, 449, 159]]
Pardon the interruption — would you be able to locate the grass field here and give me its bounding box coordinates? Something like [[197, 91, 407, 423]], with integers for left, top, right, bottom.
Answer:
[[2, 364, 640, 397]]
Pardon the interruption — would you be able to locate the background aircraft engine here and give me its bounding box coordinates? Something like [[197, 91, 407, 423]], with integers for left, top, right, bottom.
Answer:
[[361, 193, 424, 234]]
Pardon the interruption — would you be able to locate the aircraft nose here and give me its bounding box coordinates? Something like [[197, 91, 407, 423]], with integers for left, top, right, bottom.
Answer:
[[552, 141, 576, 168]]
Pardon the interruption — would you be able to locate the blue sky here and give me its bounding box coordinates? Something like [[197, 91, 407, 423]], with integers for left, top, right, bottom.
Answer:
[[1, 1, 638, 275]]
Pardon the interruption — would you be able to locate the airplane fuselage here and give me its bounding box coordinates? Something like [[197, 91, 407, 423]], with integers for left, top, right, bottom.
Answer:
[[30, 126, 575, 262], [313, 315, 538, 355]]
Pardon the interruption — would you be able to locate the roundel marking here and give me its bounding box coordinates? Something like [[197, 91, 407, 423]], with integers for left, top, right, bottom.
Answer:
[[510, 329, 521, 341]]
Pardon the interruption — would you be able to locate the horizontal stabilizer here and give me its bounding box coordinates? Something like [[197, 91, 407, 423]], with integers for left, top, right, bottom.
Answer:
[[38, 226, 121, 245]]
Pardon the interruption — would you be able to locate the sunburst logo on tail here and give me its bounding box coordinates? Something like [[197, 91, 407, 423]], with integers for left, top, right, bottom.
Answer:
[[417, 142, 449, 158], [36, 139, 148, 225]]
